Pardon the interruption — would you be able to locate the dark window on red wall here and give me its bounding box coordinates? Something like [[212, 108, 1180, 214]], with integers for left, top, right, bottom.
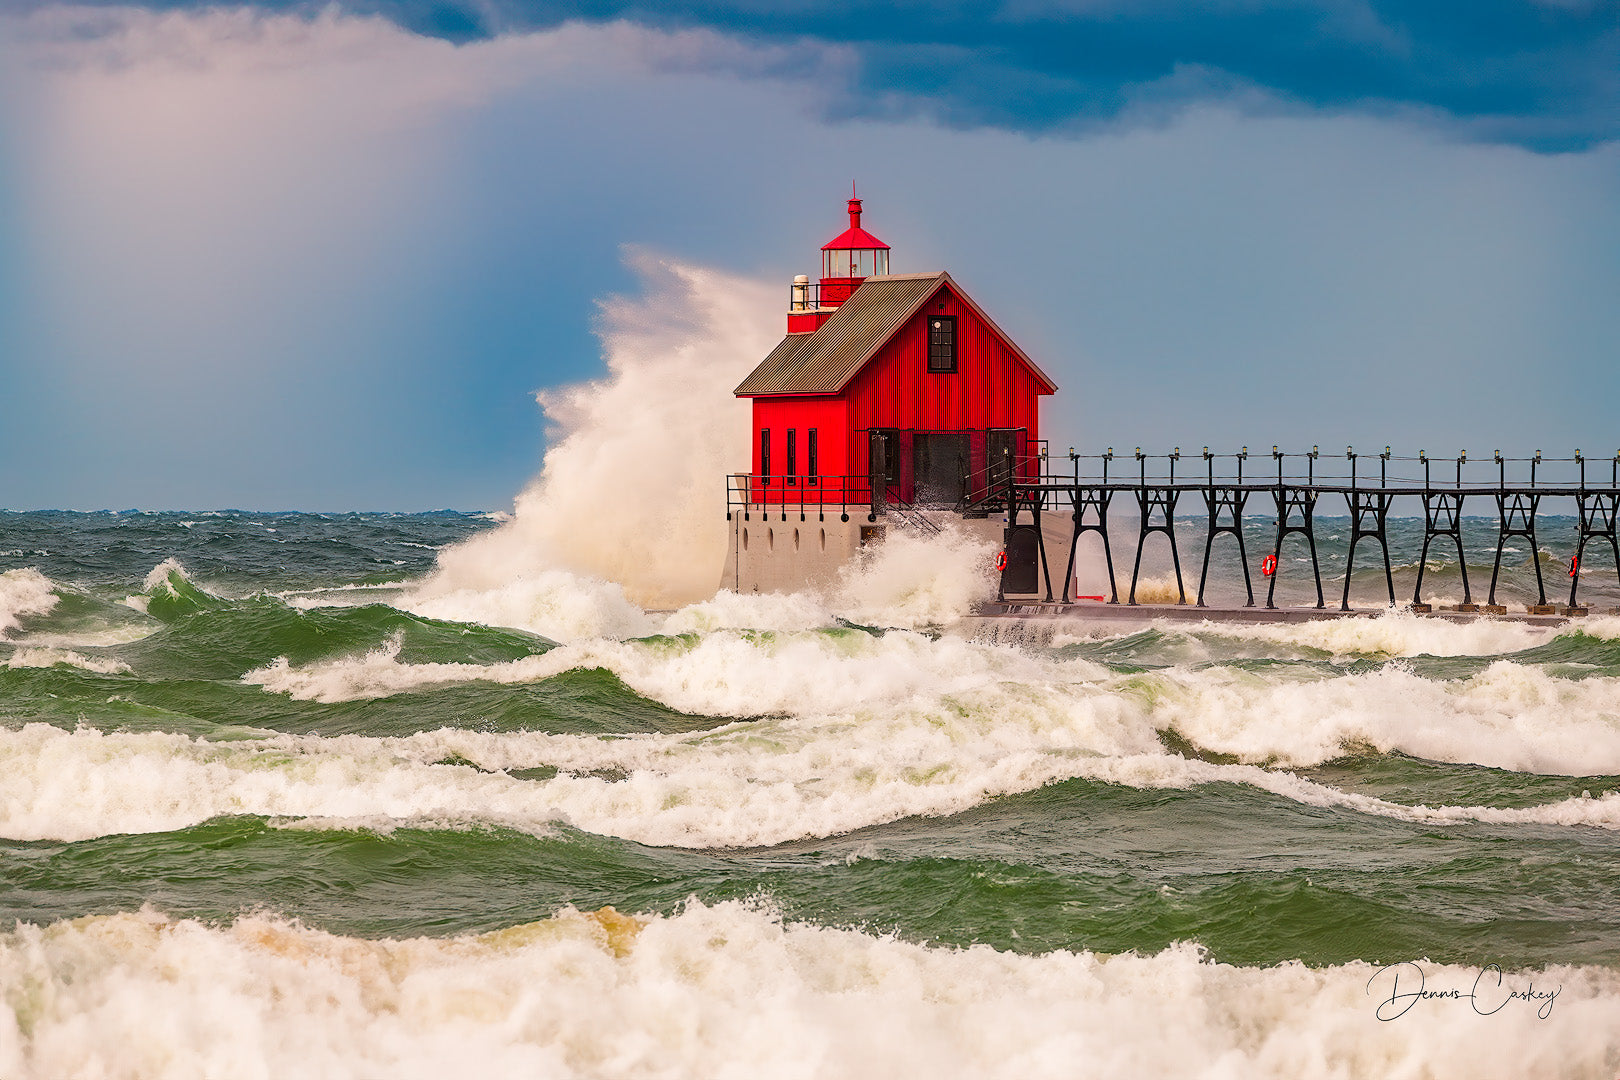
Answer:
[[928, 316, 956, 373], [786, 429, 797, 485], [760, 429, 771, 485], [807, 429, 819, 486]]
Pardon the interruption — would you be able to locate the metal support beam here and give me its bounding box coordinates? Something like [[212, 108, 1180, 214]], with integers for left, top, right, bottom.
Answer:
[[1488, 492, 1545, 607], [1197, 486, 1253, 607], [1266, 487, 1325, 609], [717, 446, 1620, 614], [1062, 486, 1118, 604], [1033, 498, 1055, 603], [1341, 490, 1396, 610], [1570, 491, 1620, 608], [1414, 492, 1471, 606], [1128, 486, 1186, 605]]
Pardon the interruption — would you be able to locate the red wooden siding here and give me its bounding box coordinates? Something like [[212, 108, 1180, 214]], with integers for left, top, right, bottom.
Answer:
[[750, 397, 849, 503], [744, 281, 1050, 504], [841, 284, 1042, 433], [840, 284, 1047, 474]]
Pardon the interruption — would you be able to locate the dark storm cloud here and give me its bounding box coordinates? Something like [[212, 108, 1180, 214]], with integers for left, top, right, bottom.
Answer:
[[24, 0, 1620, 149]]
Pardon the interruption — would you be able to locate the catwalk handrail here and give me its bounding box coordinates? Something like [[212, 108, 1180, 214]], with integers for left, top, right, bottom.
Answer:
[[1038, 447, 1620, 496], [993, 447, 1620, 611], [722, 448, 1620, 610], [725, 473, 875, 517]]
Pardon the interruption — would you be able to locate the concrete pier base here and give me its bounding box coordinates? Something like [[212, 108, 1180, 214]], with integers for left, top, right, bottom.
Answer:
[[720, 509, 868, 594], [721, 500, 1086, 597], [720, 505, 1014, 594], [971, 600, 1572, 628]]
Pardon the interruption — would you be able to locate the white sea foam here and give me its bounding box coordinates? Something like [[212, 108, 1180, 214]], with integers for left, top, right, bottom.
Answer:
[[399, 254, 777, 630], [244, 625, 1097, 716], [657, 520, 997, 636], [1209, 608, 1570, 658], [1, 648, 130, 675], [3, 625, 157, 650], [140, 557, 189, 594], [1074, 753, 1620, 832], [0, 568, 158, 649], [659, 589, 836, 635], [1573, 614, 1620, 640], [831, 521, 999, 629], [12, 623, 1620, 846], [245, 618, 1620, 773], [274, 580, 413, 611], [7, 712, 1620, 847], [0, 569, 59, 639], [1, 901, 1617, 1080], [1047, 607, 1575, 660], [120, 557, 196, 614], [0, 723, 569, 844], [1138, 659, 1620, 774], [404, 569, 653, 643]]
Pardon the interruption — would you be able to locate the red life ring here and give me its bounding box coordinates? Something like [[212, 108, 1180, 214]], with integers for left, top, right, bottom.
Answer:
[[994, 550, 1008, 572], [1570, 555, 1580, 578], [1261, 553, 1277, 577]]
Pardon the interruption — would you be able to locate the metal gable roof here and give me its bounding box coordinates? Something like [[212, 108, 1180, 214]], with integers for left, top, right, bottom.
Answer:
[[734, 272, 1058, 397], [734, 275, 941, 396], [740, 332, 818, 395]]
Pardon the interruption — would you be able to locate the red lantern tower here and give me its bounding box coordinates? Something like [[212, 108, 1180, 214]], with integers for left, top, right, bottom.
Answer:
[[788, 191, 891, 333]]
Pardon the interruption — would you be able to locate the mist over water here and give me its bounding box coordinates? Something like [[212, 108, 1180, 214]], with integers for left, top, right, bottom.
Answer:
[[3, 262, 1620, 1077]]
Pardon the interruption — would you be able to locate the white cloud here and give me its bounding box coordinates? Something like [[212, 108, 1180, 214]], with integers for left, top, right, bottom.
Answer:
[[0, 5, 1614, 509]]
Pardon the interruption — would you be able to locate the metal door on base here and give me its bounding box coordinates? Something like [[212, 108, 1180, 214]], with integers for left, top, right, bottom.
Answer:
[[1001, 524, 1041, 595], [912, 433, 970, 506]]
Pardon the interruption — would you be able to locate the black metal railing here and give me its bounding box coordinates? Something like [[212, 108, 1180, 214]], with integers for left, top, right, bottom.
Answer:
[[788, 281, 830, 311], [726, 445, 1620, 613], [1048, 446, 1616, 492], [1007, 447, 1620, 611], [726, 474, 875, 520]]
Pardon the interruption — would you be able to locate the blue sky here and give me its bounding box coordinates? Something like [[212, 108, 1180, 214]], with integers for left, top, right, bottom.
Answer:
[[0, 1, 1616, 509]]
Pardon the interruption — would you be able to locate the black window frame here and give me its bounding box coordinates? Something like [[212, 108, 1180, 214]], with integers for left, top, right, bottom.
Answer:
[[760, 428, 771, 486], [807, 429, 819, 486], [927, 316, 957, 373], [786, 429, 797, 486]]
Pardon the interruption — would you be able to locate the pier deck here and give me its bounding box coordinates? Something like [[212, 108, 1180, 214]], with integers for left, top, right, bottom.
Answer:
[[974, 601, 1598, 627]]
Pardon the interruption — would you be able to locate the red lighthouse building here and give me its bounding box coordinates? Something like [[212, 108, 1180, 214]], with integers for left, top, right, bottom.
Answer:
[[723, 195, 1059, 593]]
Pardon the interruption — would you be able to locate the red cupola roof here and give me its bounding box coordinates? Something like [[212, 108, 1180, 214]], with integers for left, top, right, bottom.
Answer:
[[821, 196, 889, 251]]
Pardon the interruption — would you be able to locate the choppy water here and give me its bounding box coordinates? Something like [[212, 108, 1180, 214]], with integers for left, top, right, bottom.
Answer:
[[4, 510, 1620, 1079]]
